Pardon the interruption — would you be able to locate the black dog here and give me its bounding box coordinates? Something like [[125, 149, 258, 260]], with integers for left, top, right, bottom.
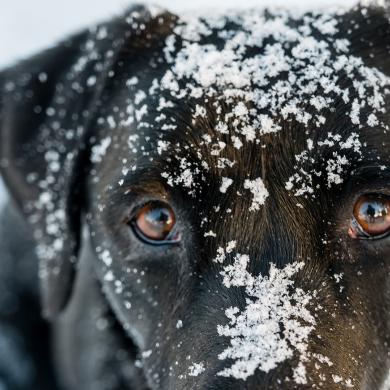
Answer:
[[2, 3, 390, 389]]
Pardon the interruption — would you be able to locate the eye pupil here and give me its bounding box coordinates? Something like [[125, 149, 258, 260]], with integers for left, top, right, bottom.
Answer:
[[366, 204, 376, 218], [133, 201, 177, 243]]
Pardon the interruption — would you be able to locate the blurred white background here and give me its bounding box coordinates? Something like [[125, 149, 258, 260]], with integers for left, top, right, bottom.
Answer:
[[0, 0, 360, 206], [0, 0, 360, 68]]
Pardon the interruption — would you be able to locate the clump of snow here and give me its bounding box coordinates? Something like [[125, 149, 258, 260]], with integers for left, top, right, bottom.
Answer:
[[99, 249, 112, 267], [142, 350, 153, 359], [220, 177, 233, 193], [188, 362, 206, 376], [243, 178, 269, 211], [214, 240, 237, 263], [204, 230, 217, 237], [91, 136, 112, 163], [217, 261, 315, 382], [285, 132, 363, 196], [160, 157, 202, 195], [157, 140, 170, 155], [176, 320, 183, 329], [220, 254, 253, 288], [104, 270, 114, 282]]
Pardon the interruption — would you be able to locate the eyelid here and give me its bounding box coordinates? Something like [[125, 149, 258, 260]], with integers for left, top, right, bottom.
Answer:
[[349, 217, 373, 240], [349, 218, 390, 240]]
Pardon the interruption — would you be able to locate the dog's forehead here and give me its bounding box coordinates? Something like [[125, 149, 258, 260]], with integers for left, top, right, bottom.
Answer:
[[96, 6, 390, 205]]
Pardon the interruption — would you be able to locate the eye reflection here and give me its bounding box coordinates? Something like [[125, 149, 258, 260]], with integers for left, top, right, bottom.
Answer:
[[131, 201, 180, 244], [350, 194, 390, 239]]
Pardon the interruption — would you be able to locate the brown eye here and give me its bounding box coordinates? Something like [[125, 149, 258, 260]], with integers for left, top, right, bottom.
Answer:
[[350, 194, 390, 239], [132, 201, 179, 244]]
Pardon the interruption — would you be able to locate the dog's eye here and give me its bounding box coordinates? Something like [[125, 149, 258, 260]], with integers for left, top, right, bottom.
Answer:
[[349, 194, 390, 239], [131, 201, 179, 244]]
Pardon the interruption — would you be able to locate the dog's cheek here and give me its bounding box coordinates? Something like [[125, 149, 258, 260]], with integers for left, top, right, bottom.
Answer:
[[88, 222, 183, 350], [329, 240, 390, 384]]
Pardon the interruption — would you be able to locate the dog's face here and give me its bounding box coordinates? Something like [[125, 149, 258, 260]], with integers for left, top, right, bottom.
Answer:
[[2, 4, 390, 390]]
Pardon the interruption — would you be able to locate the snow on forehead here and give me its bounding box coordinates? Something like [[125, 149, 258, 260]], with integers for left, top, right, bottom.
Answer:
[[125, 5, 390, 202], [162, 6, 389, 128]]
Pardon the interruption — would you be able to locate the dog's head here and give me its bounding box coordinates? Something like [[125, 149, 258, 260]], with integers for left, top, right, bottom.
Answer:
[[2, 3, 390, 389]]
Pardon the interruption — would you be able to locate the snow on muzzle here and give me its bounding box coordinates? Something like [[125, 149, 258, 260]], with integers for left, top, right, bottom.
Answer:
[[139, 258, 316, 389]]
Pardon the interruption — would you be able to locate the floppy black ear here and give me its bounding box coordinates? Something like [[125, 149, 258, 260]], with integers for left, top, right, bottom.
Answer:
[[0, 6, 174, 319], [0, 14, 136, 318]]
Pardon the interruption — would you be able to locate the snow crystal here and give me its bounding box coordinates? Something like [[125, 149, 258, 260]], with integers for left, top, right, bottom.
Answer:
[[38, 72, 48, 83], [243, 178, 269, 211], [333, 375, 343, 383], [286, 132, 362, 196], [160, 157, 202, 195], [44, 150, 60, 173], [176, 320, 183, 329], [86, 75, 97, 87], [217, 261, 315, 382], [142, 350, 153, 359], [188, 362, 206, 377], [99, 249, 112, 267], [214, 241, 236, 263], [104, 270, 114, 282], [157, 140, 170, 155], [126, 76, 139, 86], [220, 177, 233, 193], [91, 137, 111, 163], [220, 254, 253, 288], [226, 240, 237, 253], [204, 230, 217, 237]]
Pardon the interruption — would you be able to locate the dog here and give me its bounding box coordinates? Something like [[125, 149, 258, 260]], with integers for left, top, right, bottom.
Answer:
[[1, 2, 390, 389]]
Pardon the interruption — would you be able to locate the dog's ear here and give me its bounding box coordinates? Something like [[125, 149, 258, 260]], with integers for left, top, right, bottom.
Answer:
[[0, 6, 175, 319], [0, 13, 138, 318]]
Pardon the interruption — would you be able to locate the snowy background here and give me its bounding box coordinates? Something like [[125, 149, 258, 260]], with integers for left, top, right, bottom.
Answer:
[[0, 0, 361, 209]]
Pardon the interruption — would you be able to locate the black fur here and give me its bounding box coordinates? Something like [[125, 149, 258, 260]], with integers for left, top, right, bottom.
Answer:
[[1, 4, 390, 389]]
